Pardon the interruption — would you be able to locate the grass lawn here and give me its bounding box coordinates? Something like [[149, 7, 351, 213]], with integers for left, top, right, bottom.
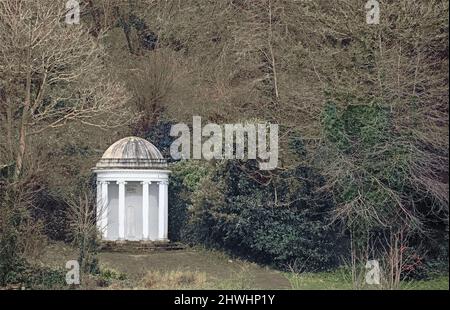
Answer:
[[35, 242, 448, 290], [402, 276, 449, 290], [285, 270, 449, 290]]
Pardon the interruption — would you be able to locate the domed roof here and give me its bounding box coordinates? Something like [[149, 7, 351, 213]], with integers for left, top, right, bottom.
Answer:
[[96, 137, 167, 169], [102, 136, 163, 160]]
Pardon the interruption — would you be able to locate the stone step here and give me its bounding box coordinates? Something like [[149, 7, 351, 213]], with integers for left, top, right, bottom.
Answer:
[[99, 241, 186, 253]]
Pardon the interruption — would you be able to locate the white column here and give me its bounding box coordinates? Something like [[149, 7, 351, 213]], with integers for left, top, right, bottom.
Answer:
[[100, 181, 109, 239], [158, 180, 169, 241], [141, 181, 151, 240], [117, 181, 127, 240], [164, 180, 168, 240], [96, 181, 102, 232]]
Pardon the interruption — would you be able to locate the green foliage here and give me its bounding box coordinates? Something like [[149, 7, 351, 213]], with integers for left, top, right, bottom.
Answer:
[[0, 204, 26, 286], [322, 103, 390, 153], [143, 121, 173, 158], [2, 263, 66, 289], [99, 268, 127, 281], [288, 135, 307, 158], [0, 182, 46, 287], [174, 160, 344, 271], [33, 190, 70, 241], [76, 234, 100, 275], [96, 267, 127, 287], [321, 99, 448, 279], [0, 182, 63, 289], [321, 102, 410, 228], [0, 0, 446, 287], [321, 103, 350, 151], [168, 160, 211, 241]]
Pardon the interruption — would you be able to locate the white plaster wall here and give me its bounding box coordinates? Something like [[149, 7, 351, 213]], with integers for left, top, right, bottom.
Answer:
[[125, 181, 143, 240], [106, 182, 160, 241], [107, 183, 119, 240], [149, 183, 159, 240]]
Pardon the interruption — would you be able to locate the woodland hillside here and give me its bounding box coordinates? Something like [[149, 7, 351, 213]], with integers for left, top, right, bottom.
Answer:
[[0, 0, 448, 289]]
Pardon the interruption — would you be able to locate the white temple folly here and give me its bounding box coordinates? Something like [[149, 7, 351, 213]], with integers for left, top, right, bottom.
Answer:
[[93, 137, 170, 242]]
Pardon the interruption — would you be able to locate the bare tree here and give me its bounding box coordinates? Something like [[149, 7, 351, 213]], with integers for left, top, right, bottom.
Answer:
[[66, 190, 99, 276], [0, 0, 129, 179]]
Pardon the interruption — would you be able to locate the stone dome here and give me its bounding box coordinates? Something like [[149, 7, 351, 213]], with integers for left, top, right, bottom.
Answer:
[[95, 137, 167, 169]]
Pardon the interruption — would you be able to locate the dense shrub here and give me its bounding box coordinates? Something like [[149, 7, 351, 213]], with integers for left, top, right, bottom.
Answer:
[[168, 160, 211, 241], [0, 173, 48, 287], [2, 262, 66, 289], [33, 190, 70, 241], [144, 121, 174, 159], [321, 101, 449, 279], [170, 160, 344, 271]]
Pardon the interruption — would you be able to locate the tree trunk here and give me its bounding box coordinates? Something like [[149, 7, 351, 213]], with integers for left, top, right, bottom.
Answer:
[[15, 45, 32, 180]]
